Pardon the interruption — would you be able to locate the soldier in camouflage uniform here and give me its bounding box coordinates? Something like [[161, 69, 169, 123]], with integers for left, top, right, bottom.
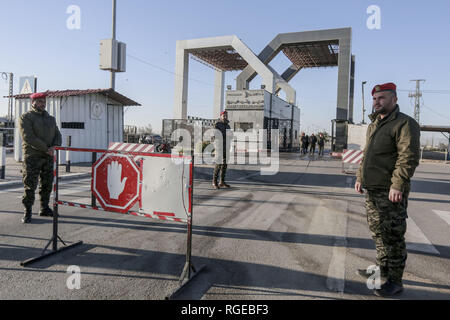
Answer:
[[212, 111, 231, 189], [355, 82, 420, 297], [19, 92, 62, 223]]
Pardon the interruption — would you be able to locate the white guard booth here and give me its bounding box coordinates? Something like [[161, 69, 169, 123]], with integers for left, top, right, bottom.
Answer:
[[11, 89, 141, 163]]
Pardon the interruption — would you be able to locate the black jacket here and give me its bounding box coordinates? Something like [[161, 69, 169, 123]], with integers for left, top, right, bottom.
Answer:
[[318, 137, 325, 147], [215, 120, 230, 142]]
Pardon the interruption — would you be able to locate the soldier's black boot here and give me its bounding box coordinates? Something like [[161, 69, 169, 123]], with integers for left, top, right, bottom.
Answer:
[[21, 206, 32, 224], [374, 279, 404, 297], [356, 266, 388, 280], [39, 205, 54, 217], [219, 181, 230, 188]]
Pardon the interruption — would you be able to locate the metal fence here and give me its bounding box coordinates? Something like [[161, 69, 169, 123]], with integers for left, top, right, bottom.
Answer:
[[162, 118, 216, 148]]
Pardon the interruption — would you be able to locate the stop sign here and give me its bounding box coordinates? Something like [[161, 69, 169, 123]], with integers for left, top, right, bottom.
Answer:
[[92, 153, 140, 213]]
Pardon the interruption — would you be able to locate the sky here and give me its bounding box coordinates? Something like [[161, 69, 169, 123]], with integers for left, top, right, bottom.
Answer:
[[1, 0, 449, 144]]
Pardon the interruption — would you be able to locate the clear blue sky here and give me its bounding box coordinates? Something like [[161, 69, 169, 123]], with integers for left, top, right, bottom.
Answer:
[[1, 0, 449, 143]]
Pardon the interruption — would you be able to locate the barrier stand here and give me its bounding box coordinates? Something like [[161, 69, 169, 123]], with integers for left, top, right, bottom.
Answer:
[[91, 152, 97, 208], [20, 150, 83, 267], [165, 154, 206, 300]]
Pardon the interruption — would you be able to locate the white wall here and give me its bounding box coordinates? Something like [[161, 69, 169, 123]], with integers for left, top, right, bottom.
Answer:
[[347, 124, 369, 150], [14, 94, 125, 163]]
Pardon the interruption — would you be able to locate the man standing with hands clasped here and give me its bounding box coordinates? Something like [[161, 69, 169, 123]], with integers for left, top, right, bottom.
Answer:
[[354, 82, 420, 297], [212, 110, 231, 189], [19, 92, 62, 223]]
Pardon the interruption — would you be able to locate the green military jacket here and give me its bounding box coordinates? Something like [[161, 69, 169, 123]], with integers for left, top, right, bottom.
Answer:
[[356, 105, 420, 192], [19, 107, 62, 158]]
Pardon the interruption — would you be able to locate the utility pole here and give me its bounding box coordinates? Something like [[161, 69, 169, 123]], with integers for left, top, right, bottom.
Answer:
[[110, 0, 117, 90], [1, 72, 13, 122], [361, 81, 367, 124], [409, 79, 425, 124]]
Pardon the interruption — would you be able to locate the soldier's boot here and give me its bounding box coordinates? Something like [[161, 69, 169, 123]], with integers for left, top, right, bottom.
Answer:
[[356, 266, 388, 281], [374, 279, 404, 297], [219, 181, 230, 188], [21, 206, 32, 224], [212, 178, 220, 189], [39, 205, 54, 217]]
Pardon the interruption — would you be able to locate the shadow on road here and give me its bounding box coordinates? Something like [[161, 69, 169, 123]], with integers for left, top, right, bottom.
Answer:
[[0, 242, 448, 300]]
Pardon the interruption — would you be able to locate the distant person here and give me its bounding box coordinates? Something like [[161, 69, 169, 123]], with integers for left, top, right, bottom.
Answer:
[[318, 133, 325, 157], [309, 133, 317, 155], [300, 132, 308, 155], [19, 92, 62, 223], [212, 111, 231, 189], [139, 135, 147, 144], [305, 135, 309, 154], [354, 82, 420, 297]]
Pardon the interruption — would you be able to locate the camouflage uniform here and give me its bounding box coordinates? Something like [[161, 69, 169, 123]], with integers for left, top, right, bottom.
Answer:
[[213, 153, 227, 184], [19, 106, 62, 210], [22, 155, 54, 208], [365, 189, 409, 283]]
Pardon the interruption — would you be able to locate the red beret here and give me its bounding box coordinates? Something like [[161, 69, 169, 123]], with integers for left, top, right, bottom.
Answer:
[[30, 92, 47, 100], [220, 110, 228, 115], [372, 82, 397, 95]]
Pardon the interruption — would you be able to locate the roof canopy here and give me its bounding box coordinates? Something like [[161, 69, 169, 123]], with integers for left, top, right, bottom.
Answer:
[[6, 88, 141, 106], [189, 46, 248, 71], [281, 40, 339, 68]]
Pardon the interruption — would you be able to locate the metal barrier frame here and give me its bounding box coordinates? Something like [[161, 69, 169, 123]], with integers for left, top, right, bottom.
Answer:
[[20, 146, 204, 298]]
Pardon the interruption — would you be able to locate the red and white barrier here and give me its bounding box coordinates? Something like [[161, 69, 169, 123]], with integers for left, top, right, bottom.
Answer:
[[342, 149, 364, 164], [342, 149, 364, 174], [24, 145, 200, 288], [108, 142, 155, 161]]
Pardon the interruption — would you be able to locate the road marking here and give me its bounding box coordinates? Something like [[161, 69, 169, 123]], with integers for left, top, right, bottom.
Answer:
[[432, 210, 450, 226], [406, 217, 440, 255], [236, 192, 298, 230], [309, 200, 348, 293]]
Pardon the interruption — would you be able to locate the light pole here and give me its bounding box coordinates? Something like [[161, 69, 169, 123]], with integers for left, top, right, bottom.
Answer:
[[110, 0, 117, 90], [361, 81, 367, 124]]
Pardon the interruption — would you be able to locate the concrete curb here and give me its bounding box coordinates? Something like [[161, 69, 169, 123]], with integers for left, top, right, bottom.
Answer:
[[0, 172, 91, 190]]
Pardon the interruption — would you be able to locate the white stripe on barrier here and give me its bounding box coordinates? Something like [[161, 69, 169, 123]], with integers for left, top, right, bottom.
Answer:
[[134, 144, 147, 152], [342, 149, 363, 164], [125, 144, 136, 152], [109, 142, 121, 150], [117, 143, 127, 151], [143, 145, 154, 152], [108, 143, 155, 159]]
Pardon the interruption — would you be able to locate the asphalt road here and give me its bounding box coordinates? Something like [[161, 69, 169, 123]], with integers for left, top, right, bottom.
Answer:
[[0, 153, 449, 300]]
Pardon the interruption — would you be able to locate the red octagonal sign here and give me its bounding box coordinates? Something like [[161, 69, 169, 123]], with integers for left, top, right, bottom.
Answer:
[[92, 153, 140, 213]]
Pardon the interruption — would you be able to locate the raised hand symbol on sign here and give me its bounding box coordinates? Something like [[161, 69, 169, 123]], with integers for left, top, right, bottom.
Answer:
[[107, 161, 128, 199]]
